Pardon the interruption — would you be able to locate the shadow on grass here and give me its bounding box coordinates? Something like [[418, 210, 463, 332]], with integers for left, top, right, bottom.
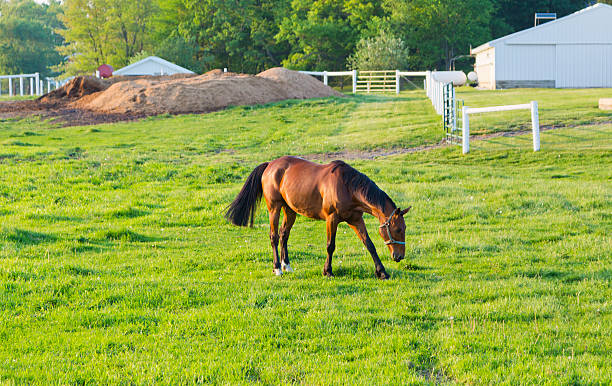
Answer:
[[26, 213, 84, 223], [104, 207, 150, 219], [102, 228, 161, 243], [3, 228, 57, 245]]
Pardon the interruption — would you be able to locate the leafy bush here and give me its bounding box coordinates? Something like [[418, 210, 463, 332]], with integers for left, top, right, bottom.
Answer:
[[347, 30, 409, 70]]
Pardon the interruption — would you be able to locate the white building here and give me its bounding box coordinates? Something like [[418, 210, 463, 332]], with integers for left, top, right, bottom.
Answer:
[[114, 56, 195, 76], [471, 3, 612, 89]]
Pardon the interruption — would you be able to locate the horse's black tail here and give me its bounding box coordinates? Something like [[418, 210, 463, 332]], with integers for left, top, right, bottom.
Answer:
[[225, 162, 269, 227]]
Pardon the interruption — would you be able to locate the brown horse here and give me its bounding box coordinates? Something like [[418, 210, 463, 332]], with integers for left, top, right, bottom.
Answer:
[[225, 156, 410, 279]]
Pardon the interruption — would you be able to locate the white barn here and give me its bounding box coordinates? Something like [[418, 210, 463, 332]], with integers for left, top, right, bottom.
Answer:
[[471, 3, 612, 89], [114, 56, 195, 76]]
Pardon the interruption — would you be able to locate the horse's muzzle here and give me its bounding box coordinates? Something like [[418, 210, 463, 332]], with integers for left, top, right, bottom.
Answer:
[[392, 253, 404, 262]]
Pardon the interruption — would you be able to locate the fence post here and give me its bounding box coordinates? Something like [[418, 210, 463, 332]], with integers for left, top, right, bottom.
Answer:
[[531, 101, 540, 151], [323, 71, 328, 86], [35, 73, 40, 95], [462, 106, 469, 154], [352, 70, 357, 94], [8, 78, 12, 97], [40, 80, 43, 96], [395, 70, 400, 94], [19, 77, 24, 96]]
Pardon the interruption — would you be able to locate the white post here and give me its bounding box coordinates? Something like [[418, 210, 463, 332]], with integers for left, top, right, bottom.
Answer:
[[29, 78, 34, 96], [395, 70, 400, 94], [47, 80, 51, 93], [352, 70, 357, 94], [223, 68, 227, 73], [323, 71, 328, 86], [462, 106, 469, 154], [19, 77, 24, 96], [8, 78, 12, 97], [531, 101, 540, 152], [39, 80, 43, 95], [95, 70, 100, 78], [35, 73, 40, 95]]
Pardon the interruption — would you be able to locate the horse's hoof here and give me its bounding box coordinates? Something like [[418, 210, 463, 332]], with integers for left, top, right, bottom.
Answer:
[[282, 263, 293, 273], [322, 270, 334, 278], [377, 271, 390, 280], [273, 268, 283, 276]]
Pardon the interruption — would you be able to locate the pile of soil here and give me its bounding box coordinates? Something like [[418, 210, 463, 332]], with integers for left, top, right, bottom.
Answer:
[[0, 68, 341, 125], [75, 67, 344, 115], [41, 76, 108, 101]]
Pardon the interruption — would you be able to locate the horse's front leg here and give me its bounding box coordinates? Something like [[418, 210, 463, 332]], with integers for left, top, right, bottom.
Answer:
[[348, 216, 389, 280], [323, 214, 340, 277]]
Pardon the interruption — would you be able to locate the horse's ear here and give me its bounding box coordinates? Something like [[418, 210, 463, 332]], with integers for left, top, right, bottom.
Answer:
[[400, 206, 411, 216]]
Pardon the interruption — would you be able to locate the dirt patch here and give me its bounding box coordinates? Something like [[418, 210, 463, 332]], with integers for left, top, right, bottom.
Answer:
[[0, 68, 342, 126]]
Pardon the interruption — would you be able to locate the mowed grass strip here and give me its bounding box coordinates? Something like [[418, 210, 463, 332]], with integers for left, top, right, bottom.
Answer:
[[0, 89, 610, 383]]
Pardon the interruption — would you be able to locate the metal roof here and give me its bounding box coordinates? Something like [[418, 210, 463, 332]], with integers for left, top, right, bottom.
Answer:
[[471, 3, 612, 55], [114, 56, 195, 75]]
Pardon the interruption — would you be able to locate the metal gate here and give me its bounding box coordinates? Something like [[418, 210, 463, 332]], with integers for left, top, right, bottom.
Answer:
[[355, 70, 396, 93], [443, 83, 463, 143]]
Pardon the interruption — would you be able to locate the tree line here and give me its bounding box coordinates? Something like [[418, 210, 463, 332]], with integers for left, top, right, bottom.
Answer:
[[0, 0, 606, 78]]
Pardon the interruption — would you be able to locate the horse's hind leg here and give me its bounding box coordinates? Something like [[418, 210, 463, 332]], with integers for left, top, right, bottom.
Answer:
[[280, 206, 297, 272], [268, 203, 283, 276]]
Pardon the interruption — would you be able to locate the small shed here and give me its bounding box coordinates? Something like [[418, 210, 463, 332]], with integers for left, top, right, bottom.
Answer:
[[471, 3, 612, 89], [114, 56, 195, 76]]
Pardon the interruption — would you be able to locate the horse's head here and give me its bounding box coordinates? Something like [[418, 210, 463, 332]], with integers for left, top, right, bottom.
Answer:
[[379, 206, 411, 262]]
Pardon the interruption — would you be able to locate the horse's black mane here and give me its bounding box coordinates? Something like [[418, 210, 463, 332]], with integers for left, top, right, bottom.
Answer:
[[331, 160, 395, 210]]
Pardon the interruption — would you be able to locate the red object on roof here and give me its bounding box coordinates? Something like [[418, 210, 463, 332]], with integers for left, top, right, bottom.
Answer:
[[97, 64, 113, 78]]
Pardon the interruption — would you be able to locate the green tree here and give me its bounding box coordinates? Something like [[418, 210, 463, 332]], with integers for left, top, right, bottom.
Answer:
[[58, 0, 157, 75], [158, 0, 290, 74], [0, 0, 64, 77], [154, 35, 203, 73], [347, 30, 409, 70], [276, 0, 385, 70], [384, 0, 494, 70]]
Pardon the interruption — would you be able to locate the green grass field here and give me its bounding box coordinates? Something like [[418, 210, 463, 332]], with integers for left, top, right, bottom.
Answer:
[[0, 88, 611, 384]]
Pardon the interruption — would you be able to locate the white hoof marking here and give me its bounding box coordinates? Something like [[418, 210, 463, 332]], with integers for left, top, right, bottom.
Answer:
[[273, 268, 283, 276], [282, 263, 294, 273]]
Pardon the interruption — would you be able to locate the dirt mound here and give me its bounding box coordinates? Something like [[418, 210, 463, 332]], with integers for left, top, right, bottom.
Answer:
[[1, 67, 343, 125], [258, 67, 344, 99], [75, 67, 344, 115], [40, 76, 109, 102]]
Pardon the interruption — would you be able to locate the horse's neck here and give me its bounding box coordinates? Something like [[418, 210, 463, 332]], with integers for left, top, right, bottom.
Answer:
[[360, 195, 395, 223]]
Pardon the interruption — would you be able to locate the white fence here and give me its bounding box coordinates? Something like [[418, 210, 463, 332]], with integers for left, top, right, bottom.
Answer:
[[0, 72, 63, 97], [299, 70, 427, 94], [0, 73, 41, 97], [461, 102, 540, 154], [424, 71, 447, 114]]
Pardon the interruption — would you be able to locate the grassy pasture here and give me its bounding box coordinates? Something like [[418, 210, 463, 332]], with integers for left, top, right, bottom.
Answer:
[[0, 88, 611, 384]]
